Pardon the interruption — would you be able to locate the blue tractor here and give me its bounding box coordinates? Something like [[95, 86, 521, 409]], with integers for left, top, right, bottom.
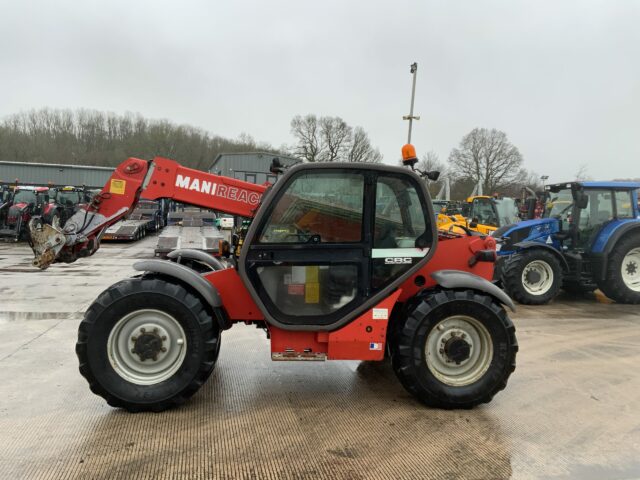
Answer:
[[493, 181, 640, 304]]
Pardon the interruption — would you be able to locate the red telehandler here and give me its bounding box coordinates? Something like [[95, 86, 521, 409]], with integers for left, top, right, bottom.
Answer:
[[29, 147, 518, 412]]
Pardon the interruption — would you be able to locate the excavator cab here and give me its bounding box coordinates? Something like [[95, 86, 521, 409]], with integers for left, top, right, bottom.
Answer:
[[239, 164, 434, 329]]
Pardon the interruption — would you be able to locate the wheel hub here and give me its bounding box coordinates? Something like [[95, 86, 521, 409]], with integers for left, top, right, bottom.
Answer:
[[626, 261, 637, 276], [525, 269, 541, 285], [444, 336, 471, 364], [131, 328, 166, 361], [426, 316, 494, 387]]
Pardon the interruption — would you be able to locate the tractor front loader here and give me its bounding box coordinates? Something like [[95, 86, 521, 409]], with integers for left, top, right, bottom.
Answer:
[[29, 148, 518, 412]]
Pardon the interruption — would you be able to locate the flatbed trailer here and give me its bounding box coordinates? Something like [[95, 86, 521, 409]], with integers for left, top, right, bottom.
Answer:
[[102, 217, 152, 241], [154, 210, 223, 257]]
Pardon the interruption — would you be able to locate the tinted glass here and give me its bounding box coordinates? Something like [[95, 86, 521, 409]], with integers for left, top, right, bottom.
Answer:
[[256, 264, 358, 317], [372, 175, 431, 290], [259, 171, 364, 243], [576, 189, 613, 248], [615, 191, 633, 218], [471, 198, 498, 226]]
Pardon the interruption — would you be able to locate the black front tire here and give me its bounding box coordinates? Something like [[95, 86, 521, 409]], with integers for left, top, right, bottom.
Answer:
[[76, 276, 220, 412], [598, 235, 640, 304], [502, 249, 562, 305], [390, 290, 518, 409]]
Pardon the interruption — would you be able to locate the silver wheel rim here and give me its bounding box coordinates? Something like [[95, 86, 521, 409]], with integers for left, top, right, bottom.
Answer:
[[621, 247, 640, 292], [107, 309, 187, 385], [425, 315, 494, 387], [522, 260, 554, 295]]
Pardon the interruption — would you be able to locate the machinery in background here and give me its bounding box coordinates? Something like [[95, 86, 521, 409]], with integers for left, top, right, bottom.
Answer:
[[0, 186, 50, 241], [495, 181, 640, 304]]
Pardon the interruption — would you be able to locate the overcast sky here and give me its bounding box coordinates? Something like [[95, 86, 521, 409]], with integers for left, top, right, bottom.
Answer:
[[1, 0, 638, 181]]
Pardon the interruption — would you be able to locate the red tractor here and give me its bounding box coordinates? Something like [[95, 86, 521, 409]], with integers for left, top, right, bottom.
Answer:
[[0, 185, 50, 241], [29, 146, 518, 412]]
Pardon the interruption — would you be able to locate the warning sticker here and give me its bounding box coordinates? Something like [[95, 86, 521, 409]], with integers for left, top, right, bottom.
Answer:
[[110, 179, 126, 195], [305, 282, 320, 303], [372, 308, 388, 320]]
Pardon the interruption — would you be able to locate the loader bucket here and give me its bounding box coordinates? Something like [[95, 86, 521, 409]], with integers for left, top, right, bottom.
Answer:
[[29, 217, 66, 270]]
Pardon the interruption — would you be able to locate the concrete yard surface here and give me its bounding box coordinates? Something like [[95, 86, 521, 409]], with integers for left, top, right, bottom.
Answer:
[[0, 240, 639, 479]]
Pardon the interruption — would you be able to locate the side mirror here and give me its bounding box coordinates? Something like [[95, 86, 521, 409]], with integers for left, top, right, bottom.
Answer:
[[575, 191, 589, 209], [270, 158, 284, 174], [425, 170, 440, 181]]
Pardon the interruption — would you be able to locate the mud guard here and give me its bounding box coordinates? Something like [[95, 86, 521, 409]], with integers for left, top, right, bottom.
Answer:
[[513, 241, 569, 271], [167, 248, 225, 271], [133, 259, 230, 331], [431, 269, 515, 312]]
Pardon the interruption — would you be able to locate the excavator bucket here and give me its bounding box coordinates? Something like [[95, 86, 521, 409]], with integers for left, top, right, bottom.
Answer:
[[29, 217, 67, 269]]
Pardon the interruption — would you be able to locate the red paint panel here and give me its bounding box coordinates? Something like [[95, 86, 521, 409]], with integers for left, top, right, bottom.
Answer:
[[204, 268, 265, 321], [326, 290, 402, 361], [270, 328, 328, 355], [398, 236, 495, 302]]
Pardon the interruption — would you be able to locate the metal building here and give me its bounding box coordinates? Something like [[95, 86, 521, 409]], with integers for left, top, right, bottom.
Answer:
[[0, 161, 114, 188], [209, 152, 301, 184]]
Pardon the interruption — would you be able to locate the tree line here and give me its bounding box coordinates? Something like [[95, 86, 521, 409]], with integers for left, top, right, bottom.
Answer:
[[0, 108, 278, 171], [1, 108, 550, 199]]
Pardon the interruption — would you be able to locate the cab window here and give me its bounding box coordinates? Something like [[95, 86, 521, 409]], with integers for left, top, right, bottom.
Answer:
[[615, 191, 633, 218], [258, 171, 364, 244]]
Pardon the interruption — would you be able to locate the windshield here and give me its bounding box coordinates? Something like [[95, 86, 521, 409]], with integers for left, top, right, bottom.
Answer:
[[13, 190, 37, 204], [544, 189, 573, 221], [56, 191, 80, 206], [494, 197, 520, 226]]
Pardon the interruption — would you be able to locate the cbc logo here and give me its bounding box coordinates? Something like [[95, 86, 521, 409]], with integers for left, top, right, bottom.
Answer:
[[384, 257, 413, 265]]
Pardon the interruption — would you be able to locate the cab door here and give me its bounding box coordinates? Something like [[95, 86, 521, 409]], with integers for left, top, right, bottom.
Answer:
[[238, 165, 435, 330]]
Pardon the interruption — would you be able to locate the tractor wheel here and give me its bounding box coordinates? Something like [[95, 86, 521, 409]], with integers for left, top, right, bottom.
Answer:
[[598, 235, 640, 304], [76, 276, 221, 412], [502, 249, 561, 304], [390, 290, 517, 409]]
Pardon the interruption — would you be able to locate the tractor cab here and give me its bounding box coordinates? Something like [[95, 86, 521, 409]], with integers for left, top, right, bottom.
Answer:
[[495, 181, 640, 305], [0, 186, 50, 240], [239, 164, 435, 329], [48, 186, 86, 226]]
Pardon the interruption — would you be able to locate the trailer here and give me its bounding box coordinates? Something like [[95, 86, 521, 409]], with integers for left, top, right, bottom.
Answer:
[[154, 209, 224, 257]]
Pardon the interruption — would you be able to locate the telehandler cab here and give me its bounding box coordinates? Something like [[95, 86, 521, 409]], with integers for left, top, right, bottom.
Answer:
[[29, 145, 518, 412]]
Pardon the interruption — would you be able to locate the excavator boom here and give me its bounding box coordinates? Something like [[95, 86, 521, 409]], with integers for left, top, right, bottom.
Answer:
[[29, 156, 267, 269]]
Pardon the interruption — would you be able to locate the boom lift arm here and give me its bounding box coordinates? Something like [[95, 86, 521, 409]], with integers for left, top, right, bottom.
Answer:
[[30, 156, 267, 269]]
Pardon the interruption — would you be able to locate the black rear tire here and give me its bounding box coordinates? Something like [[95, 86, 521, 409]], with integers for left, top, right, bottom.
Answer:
[[502, 249, 562, 305], [76, 276, 220, 412], [390, 290, 517, 409], [598, 235, 640, 304]]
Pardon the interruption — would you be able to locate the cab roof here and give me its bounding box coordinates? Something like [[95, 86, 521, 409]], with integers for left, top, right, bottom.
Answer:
[[547, 181, 640, 191]]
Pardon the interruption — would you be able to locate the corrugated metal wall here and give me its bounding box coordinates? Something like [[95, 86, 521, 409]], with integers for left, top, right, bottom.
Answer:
[[209, 152, 301, 185], [0, 161, 114, 188]]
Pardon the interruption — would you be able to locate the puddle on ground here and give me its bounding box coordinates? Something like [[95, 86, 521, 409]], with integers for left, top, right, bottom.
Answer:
[[0, 311, 84, 321]]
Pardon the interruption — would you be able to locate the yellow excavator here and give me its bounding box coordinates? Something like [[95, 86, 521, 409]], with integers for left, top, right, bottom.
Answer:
[[438, 195, 521, 235]]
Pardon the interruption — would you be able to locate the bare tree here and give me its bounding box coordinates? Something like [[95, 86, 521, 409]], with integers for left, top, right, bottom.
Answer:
[[448, 128, 524, 193], [346, 127, 382, 163], [574, 163, 592, 181], [290, 115, 382, 163], [417, 151, 447, 177], [319, 117, 351, 162], [290, 114, 325, 162]]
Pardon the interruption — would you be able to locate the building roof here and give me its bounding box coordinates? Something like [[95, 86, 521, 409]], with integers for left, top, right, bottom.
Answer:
[[0, 160, 114, 171], [209, 152, 301, 170]]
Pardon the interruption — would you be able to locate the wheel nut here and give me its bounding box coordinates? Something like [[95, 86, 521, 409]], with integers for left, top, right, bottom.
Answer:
[[161, 336, 167, 341], [131, 349, 136, 354], [461, 333, 466, 339], [153, 328, 158, 334], [131, 336, 137, 342], [439, 349, 444, 354], [140, 328, 146, 333], [161, 347, 167, 353]]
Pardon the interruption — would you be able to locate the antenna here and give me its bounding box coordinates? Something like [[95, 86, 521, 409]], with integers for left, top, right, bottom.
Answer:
[[403, 62, 420, 143]]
